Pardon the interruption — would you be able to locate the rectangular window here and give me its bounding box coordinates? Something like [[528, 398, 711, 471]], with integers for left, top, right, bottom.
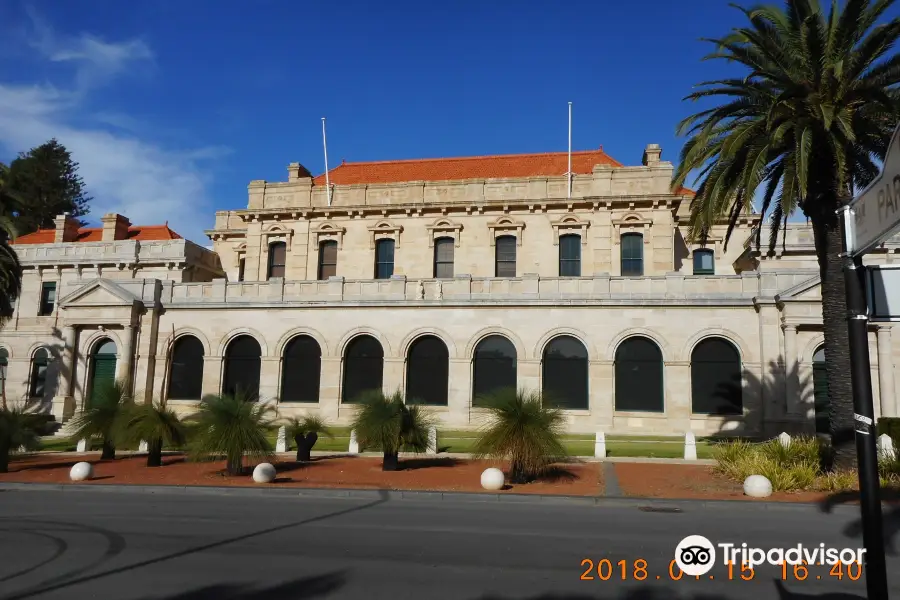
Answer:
[[39, 282, 56, 316], [375, 239, 395, 279], [620, 233, 644, 276], [267, 242, 286, 279], [318, 240, 338, 279], [433, 238, 454, 278], [237, 258, 245, 282], [495, 236, 516, 277], [693, 249, 715, 275], [559, 234, 582, 276]]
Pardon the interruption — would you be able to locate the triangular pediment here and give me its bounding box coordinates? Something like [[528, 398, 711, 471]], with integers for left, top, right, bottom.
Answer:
[[59, 279, 140, 308], [775, 275, 821, 301]]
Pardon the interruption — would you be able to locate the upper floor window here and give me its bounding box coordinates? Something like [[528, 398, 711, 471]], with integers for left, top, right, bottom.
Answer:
[[693, 249, 714, 275], [318, 240, 338, 280], [434, 237, 454, 278], [375, 239, 395, 279], [620, 233, 644, 276], [237, 258, 245, 282], [559, 234, 581, 277], [495, 235, 516, 277], [267, 242, 286, 279], [39, 282, 56, 316]]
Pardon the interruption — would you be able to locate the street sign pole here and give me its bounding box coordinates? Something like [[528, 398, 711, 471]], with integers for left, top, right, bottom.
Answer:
[[839, 205, 889, 599]]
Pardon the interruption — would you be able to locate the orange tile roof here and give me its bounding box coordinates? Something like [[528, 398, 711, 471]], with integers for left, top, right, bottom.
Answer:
[[12, 224, 183, 245], [311, 148, 624, 186], [675, 186, 696, 196]]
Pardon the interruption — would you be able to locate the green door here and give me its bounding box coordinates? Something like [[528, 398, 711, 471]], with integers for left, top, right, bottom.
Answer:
[[89, 340, 118, 406], [813, 347, 829, 435]]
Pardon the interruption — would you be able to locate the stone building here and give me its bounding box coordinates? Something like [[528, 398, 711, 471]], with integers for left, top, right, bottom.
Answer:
[[2, 143, 898, 436]]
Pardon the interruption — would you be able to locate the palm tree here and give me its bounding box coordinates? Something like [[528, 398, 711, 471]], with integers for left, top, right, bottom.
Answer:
[[284, 415, 333, 462], [672, 0, 900, 468], [350, 390, 434, 471], [472, 388, 567, 484], [0, 162, 22, 335], [67, 378, 132, 460], [0, 403, 42, 473], [116, 398, 187, 467], [186, 389, 274, 475]]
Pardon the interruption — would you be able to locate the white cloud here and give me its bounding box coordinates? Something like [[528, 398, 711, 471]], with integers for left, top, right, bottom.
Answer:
[[0, 16, 223, 244]]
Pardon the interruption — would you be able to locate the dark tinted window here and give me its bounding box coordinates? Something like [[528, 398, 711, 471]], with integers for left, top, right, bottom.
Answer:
[[222, 335, 261, 398], [281, 335, 321, 402], [39, 282, 56, 316], [693, 249, 714, 275], [318, 241, 337, 279], [495, 236, 516, 277], [168, 336, 204, 400], [473, 335, 517, 406], [0, 348, 6, 399], [406, 336, 449, 405], [267, 242, 286, 279], [434, 238, 454, 279], [237, 258, 245, 282], [30, 348, 50, 398], [375, 239, 395, 279], [620, 233, 644, 276], [542, 336, 588, 409], [691, 338, 741, 415], [614, 336, 663, 412], [342, 335, 384, 403], [559, 234, 581, 277]]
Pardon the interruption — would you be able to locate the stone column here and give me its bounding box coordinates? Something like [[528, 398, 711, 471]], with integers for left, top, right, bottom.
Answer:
[[383, 358, 404, 396], [258, 357, 281, 404], [782, 325, 799, 415], [201, 356, 222, 397], [318, 357, 342, 423], [877, 326, 897, 418], [117, 325, 136, 387], [51, 325, 78, 420], [590, 360, 614, 429], [447, 358, 471, 428]]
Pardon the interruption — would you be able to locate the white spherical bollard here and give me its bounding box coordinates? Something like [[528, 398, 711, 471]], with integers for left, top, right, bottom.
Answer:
[[69, 462, 93, 482], [743, 474, 773, 498], [252, 462, 276, 484], [480, 467, 505, 491]]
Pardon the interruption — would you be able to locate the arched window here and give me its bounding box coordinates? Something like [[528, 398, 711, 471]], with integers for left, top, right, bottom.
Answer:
[[495, 235, 516, 277], [813, 346, 829, 434], [342, 335, 384, 403], [267, 241, 287, 279], [318, 240, 338, 280], [30, 348, 50, 398], [0, 348, 7, 399], [374, 239, 395, 279], [472, 335, 517, 406], [559, 234, 582, 277], [693, 249, 714, 275], [222, 335, 261, 398], [406, 336, 449, 405], [281, 335, 321, 403], [620, 233, 644, 276], [433, 238, 454, 278], [614, 336, 663, 412], [89, 339, 118, 404], [167, 336, 204, 400], [542, 336, 589, 409], [691, 338, 741, 414]]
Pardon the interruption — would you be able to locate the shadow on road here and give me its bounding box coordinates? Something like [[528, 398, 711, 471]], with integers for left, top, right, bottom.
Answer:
[[138, 571, 347, 599], [819, 490, 900, 555]]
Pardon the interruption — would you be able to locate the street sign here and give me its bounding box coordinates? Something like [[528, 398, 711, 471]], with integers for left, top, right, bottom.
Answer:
[[848, 121, 900, 256], [866, 265, 900, 321]]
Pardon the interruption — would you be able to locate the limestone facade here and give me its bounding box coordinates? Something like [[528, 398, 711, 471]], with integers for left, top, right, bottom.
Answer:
[[2, 143, 898, 436]]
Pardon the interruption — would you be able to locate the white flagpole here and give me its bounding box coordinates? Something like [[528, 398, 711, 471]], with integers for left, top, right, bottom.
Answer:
[[567, 102, 572, 199], [322, 117, 332, 207]]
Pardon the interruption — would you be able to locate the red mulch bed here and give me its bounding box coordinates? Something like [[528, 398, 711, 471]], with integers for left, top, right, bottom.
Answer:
[[0, 453, 603, 496]]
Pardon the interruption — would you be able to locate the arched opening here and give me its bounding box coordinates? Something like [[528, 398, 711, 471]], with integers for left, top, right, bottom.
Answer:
[[0, 348, 7, 400], [89, 339, 118, 404], [222, 335, 261, 398], [559, 234, 582, 277], [614, 336, 664, 412], [342, 335, 384, 403], [472, 335, 517, 406], [691, 337, 742, 414], [281, 335, 321, 403], [406, 336, 449, 405], [29, 348, 50, 399], [167, 336, 204, 400], [813, 346, 829, 434], [542, 335, 589, 409]]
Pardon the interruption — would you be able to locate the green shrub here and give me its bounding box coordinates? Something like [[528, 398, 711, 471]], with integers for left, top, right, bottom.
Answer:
[[351, 390, 434, 471], [284, 415, 333, 462], [0, 404, 42, 472], [67, 378, 133, 460], [116, 399, 187, 467], [877, 417, 900, 448], [713, 436, 822, 492]]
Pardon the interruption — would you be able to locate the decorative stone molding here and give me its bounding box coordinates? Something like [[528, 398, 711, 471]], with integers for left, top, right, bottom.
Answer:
[[486, 216, 525, 247], [612, 213, 653, 237], [367, 219, 403, 249], [261, 224, 293, 251], [426, 217, 463, 248], [311, 222, 347, 249], [550, 213, 590, 246]]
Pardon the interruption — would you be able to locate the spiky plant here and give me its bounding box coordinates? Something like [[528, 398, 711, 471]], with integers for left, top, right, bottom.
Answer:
[[284, 415, 333, 462], [473, 388, 567, 484], [350, 389, 434, 471], [68, 378, 132, 460], [115, 398, 187, 467], [0, 403, 42, 472], [186, 389, 275, 475], [0, 163, 22, 335]]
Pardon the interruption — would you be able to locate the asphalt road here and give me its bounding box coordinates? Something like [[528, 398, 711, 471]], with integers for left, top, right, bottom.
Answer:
[[0, 487, 898, 599]]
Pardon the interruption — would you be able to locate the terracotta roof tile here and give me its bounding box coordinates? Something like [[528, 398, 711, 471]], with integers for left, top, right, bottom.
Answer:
[[676, 186, 696, 196], [311, 148, 623, 186], [12, 224, 183, 245]]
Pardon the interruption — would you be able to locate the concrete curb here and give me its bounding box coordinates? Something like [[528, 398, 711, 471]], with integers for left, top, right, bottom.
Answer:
[[0, 481, 880, 514]]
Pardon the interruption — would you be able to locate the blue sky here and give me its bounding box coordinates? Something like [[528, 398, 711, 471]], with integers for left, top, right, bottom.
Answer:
[[0, 1, 892, 244]]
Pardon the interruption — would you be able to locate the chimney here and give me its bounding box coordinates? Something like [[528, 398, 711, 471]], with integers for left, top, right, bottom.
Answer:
[[53, 213, 81, 243], [287, 162, 312, 182], [642, 143, 662, 166], [100, 213, 131, 241]]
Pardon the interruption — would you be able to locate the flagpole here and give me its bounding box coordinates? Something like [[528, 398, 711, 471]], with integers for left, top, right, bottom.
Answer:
[[567, 102, 572, 200], [322, 117, 332, 207]]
